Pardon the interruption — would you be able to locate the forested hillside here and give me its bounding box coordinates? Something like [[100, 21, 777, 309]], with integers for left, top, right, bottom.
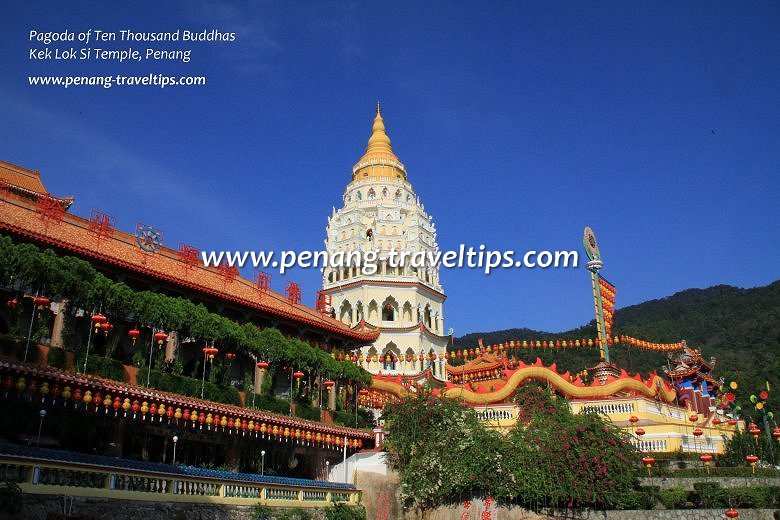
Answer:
[[455, 281, 780, 398]]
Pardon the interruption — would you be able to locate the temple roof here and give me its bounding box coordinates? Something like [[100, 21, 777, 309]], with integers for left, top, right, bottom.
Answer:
[[0, 166, 378, 344], [0, 159, 73, 208]]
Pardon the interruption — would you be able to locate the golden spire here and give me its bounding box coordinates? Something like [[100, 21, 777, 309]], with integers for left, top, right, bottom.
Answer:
[[353, 103, 406, 181], [365, 102, 394, 155]]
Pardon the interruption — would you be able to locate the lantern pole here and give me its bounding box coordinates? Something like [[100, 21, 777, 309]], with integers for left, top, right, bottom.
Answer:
[[36, 409, 47, 447], [343, 435, 348, 483], [24, 292, 43, 362], [289, 366, 294, 416], [146, 328, 156, 387], [200, 345, 208, 399], [83, 304, 101, 373]]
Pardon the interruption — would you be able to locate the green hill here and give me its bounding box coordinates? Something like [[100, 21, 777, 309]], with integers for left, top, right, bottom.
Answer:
[[455, 281, 780, 399]]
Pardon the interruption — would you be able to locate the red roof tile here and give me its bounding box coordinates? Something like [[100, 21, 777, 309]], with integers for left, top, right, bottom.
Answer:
[[0, 189, 378, 343]]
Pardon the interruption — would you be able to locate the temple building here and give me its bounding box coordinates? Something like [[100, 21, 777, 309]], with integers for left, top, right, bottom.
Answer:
[[321, 106, 449, 379]]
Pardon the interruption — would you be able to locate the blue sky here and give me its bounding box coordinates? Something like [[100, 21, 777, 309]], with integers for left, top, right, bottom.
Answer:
[[2, 1, 779, 336]]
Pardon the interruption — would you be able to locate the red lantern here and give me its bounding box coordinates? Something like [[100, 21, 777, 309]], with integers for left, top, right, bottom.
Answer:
[[418, 355, 423, 362], [699, 454, 712, 464], [725, 509, 739, 519], [323, 380, 335, 389], [226, 352, 236, 360], [100, 322, 111, 335], [6, 298, 18, 309], [689, 414, 698, 423], [712, 418, 722, 425], [203, 346, 218, 361], [635, 428, 646, 436], [692, 428, 703, 437], [293, 371, 304, 379], [629, 416, 639, 424], [727, 419, 737, 426], [128, 328, 140, 344], [749, 427, 761, 438], [257, 361, 269, 370], [91, 313, 107, 325], [641, 456, 655, 475], [359, 389, 369, 396], [746, 455, 758, 464], [33, 296, 50, 313], [154, 331, 168, 347], [772, 427, 780, 440], [431, 352, 437, 360]]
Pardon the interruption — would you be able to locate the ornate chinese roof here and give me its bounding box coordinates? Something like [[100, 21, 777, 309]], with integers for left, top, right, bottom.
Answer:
[[0, 174, 378, 343], [0, 160, 73, 209]]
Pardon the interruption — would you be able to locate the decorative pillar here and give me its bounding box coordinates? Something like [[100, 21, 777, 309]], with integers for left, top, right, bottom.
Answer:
[[165, 331, 179, 362], [328, 385, 336, 411], [49, 299, 67, 348], [254, 365, 266, 395]]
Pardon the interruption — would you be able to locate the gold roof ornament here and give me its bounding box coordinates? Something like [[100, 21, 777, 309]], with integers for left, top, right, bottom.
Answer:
[[352, 103, 407, 181]]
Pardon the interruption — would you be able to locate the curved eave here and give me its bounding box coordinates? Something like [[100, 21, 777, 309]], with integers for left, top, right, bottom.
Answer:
[[355, 321, 450, 341], [322, 279, 445, 300]]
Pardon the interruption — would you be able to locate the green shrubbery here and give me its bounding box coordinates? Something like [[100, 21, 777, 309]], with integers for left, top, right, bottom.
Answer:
[[46, 346, 67, 369], [324, 504, 366, 520], [658, 487, 690, 509], [252, 504, 366, 520], [79, 354, 126, 382], [0, 334, 39, 363], [383, 382, 640, 511], [0, 234, 372, 391], [147, 370, 242, 406], [653, 483, 778, 510]]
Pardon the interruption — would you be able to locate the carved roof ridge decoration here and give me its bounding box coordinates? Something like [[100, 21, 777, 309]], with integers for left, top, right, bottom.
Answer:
[[445, 353, 504, 375], [0, 191, 378, 343], [1, 359, 372, 439]]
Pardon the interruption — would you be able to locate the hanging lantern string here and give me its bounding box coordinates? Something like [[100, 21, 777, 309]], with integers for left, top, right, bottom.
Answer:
[[446, 334, 686, 359]]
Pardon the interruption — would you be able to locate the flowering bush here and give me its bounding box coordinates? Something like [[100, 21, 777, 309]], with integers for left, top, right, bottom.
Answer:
[[382, 382, 640, 511]]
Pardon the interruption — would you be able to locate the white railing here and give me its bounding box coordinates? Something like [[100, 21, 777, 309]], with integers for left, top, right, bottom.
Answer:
[[1, 457, 358, 507]]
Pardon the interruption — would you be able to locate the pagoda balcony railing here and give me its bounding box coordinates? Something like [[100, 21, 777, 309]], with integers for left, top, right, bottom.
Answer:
[[0, 445, 359, 507]]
